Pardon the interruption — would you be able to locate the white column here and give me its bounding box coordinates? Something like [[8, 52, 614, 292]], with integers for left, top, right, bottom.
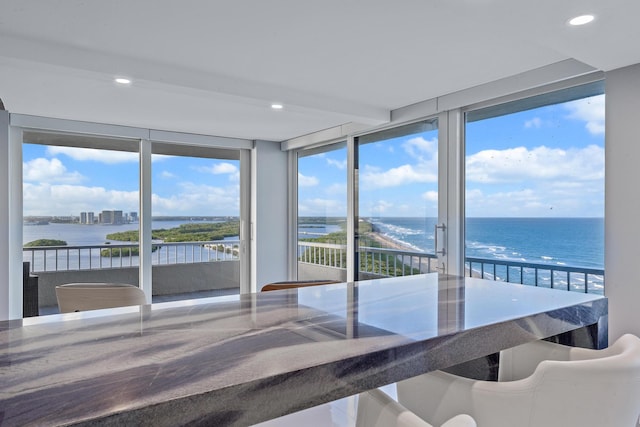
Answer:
[[0, 114, 23, 320], [139, 139, 152, 303], [239, 148, 252, 294], [0, 112, 11, 320], [251, 140, 288, 292], [286, 150, 298, 280], [605, 63, 640, 342]]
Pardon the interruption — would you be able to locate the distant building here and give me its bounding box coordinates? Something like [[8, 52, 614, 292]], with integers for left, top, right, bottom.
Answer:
[[100, 210, 124, 224], [79, 212, 95, 224], [130, 212, 138, 222]]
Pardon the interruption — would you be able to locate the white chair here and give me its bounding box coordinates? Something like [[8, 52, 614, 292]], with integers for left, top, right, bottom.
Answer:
[[357, 388, 476, 427], [55, 282, 147, 313], [396, 334, 640, 427]]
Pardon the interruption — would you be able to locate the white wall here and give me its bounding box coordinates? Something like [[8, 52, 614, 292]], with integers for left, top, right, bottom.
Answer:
[[605, 63, 640, 342], [251, 140, 289, 291], [0, 111, 9, 320]]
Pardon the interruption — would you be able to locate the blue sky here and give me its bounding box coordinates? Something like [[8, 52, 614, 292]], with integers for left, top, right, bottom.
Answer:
[[22, 146, 240, 217], [22, 94, 604, 218], [298, 94, 605, 218]]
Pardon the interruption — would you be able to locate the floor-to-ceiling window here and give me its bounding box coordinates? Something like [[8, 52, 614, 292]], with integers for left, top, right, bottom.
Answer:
[[354, 119, 439, 281], [464, 82, 605, 293], [150, 144, 241, 301], [296, 142, 348, 281], [17, 120, 251, 317], [22, 132, 140, 315]]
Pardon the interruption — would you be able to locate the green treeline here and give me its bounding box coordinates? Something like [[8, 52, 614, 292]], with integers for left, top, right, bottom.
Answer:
[[24, 239, 67, 247], [99, 246, 161, 257], [106, 221, 240, 243]]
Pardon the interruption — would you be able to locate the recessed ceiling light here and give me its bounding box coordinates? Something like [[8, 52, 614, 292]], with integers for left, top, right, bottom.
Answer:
[[114, 77, 132, 85], [569, 14, 595, 26], [271, 103, 284, 110]]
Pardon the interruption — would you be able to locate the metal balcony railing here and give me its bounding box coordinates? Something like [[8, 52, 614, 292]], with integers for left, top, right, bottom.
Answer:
[[23, 240, 240, 273], [465, 257, 604, 294], [297, 241, 604, 294], [23, 240, 604, 294]]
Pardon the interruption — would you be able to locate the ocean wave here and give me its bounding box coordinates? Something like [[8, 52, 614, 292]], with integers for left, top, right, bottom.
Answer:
[[382, 234, 423, 252], [368, 217, 603, 270], [377, 223, 423, 236]]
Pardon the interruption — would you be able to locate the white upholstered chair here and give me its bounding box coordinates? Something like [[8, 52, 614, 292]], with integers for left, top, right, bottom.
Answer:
[[357, 389, 476, 427], [396, 334, 640, 427], [56, 282, 147, 313]]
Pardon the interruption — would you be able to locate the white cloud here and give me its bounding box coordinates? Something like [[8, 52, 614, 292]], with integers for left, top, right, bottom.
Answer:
[[466, 145, 604, 184], [465, 182, 604, 217], [212, 163, 238, 174], [23, 178, 240, 216], [152, 182, 239, 215], [359, 136, 438, 190], [151, 154, 173, 162], [298, 198, 346, 216], [193, 162, 239, 182], [564, 94, 605, 135], [23, 182, 139, 216], [298, 172, 319, 187], [47, 146, 138, 164], [23, 158, 84, 183], [366, 199, 393, 216], [403, 136, 437, 158], [360, 163, 437, 189], [524, 117, 542, 129], [326, 158, 347, 170], [160, 171, 176, 179], [421, 191, 438, 202]]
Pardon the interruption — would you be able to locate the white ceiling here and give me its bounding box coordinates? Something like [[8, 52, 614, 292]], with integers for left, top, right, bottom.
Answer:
[[1, 0, 639, 142]]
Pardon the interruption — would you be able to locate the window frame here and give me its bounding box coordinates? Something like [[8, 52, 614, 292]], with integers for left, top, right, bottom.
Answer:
[[9, 114, 253, 316]]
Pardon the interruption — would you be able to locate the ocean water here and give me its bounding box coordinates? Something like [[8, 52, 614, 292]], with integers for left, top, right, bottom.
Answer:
[[22, 220, 238, 270], [23, 221, 226, 246], [369, 217, 604, 270], [25, 217, 604, 271]]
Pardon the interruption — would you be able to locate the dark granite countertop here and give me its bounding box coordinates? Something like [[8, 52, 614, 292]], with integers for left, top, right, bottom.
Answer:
[[0, 274, 607, 426]]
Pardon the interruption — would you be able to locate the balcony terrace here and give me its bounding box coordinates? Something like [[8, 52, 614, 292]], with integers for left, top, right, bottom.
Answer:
[[24, 240, 605, 316]]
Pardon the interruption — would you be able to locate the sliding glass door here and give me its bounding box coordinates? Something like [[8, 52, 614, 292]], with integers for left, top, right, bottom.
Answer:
[[296, 142, 348, 282], [22, 132, 140, 316], [150, 144, 242, 302], [354, 119, 439, 281]]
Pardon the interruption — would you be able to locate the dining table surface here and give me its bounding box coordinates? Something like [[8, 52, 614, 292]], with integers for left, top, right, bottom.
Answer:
[[0, 273, 608, 426]]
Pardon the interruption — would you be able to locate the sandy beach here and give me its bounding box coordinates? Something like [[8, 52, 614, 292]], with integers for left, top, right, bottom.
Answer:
[[365, 229, 477, 277], [364, 229, 438, 274]]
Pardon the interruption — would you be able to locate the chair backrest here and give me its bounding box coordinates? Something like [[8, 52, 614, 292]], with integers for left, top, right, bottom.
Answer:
[[56, 283, 147, 313], [260, 280, 341, 292], [357, 389, 434, 427], [514, 334, 640, 426], [357, 389, 476, 427]]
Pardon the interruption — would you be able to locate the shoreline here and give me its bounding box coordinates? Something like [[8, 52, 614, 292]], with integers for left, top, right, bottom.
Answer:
[[365, 230, 438, 274], [365, 229, 479, 277]]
